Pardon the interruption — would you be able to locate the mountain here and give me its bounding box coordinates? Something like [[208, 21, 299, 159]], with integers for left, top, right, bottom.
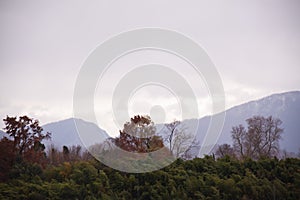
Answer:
[[0, 130, 5, 138], [42, 118, 109, 149], [1, 91, 299, 155], [188, 91, 300, 155]]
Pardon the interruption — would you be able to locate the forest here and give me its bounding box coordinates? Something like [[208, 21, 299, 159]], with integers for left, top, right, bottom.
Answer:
[[0, 115, 299, 199]]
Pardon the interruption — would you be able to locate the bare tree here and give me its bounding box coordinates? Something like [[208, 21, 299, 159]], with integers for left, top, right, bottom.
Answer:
[[231, 116, 283, 160], [231, 125, 246, 159], [248, 116, 283, 158], [165, 120, 195, 158], [181, 138, 201, 160], [215, 144, 235, 158], [165, 120, 181, 153]]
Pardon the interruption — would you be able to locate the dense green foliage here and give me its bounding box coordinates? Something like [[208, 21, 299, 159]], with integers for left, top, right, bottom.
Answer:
[[0, 156, 299, 200], [1, 115, 299, 199]]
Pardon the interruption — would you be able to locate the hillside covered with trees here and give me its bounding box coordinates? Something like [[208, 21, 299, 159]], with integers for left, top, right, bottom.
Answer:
[[0, 115, 299, 199]]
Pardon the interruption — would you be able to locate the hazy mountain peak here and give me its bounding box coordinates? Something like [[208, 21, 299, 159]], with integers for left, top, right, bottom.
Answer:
[[43, 117, 109, 149]]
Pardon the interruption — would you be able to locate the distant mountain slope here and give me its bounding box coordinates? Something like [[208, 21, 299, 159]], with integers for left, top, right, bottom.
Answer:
[[0, 130, 5, 138], [1, 91, 299, 156], [43, 118, 109, 149], [190, 91, 300, 155]]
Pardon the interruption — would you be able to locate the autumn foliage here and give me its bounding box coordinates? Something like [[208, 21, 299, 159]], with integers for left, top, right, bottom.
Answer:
[[0, 115, 299, 199], [114, 115, 164, 153], [0, 116, 51, 181]]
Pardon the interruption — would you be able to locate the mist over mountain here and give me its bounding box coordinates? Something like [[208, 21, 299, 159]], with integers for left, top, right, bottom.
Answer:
[[42, 118, 109, 149]]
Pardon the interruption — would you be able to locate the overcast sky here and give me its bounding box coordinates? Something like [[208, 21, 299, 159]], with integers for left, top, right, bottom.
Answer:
[[0, 0, 299, 136]]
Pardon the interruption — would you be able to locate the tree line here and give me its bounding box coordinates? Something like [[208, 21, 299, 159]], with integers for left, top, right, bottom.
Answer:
[[0, 115, 299, 199]]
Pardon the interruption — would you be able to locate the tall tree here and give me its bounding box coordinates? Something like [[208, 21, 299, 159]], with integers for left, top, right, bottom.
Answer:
[[3, 115, 51, 161], [231, 125, 247, 158], [231, 115, 283, 159], [165, 120, 195, 158], [165, 120, 181, 153]]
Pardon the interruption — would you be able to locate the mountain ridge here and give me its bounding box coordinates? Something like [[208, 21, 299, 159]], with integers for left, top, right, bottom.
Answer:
[[42, 118, 109, 149], [190, 90, 300, 155], [0, 91, 299, 154]]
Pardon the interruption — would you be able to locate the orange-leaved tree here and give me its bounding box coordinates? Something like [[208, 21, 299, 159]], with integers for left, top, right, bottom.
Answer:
[[2, 115, 51, 165], [114, 115, 164, 153]]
